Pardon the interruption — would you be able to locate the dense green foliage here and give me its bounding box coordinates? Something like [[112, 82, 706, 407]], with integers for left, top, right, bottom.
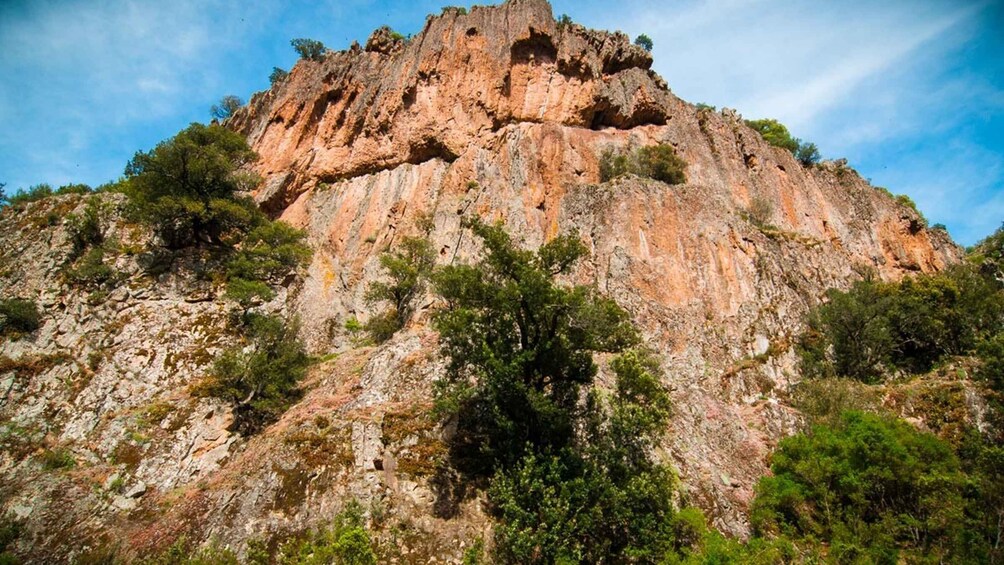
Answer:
[[210, 95, 243, 120], [799, 267, 1004, 382], [971, 223, 1004, 284], [745, 118, 821, 166], [751, 411, 988, 563], [364, 235, 435, 343], [0, 298, 40, 338], [123, 123, 260, 249], [432, 218, 704, 563], [433, 218, 639, 472], [224, 221, 312, 306], [599, 144, 687, 185], [786, 232, 1004, 563], [196, 313, 309, 435], [634, 34, 654, 52], [745, 119, 799, 153], [291, 38, 326, 61]]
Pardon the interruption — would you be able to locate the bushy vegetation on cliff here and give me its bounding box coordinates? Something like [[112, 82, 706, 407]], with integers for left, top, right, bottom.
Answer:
[[745, 118, 820, 166], [778, 232, 1004, 563], [599, 143, 687, 185]]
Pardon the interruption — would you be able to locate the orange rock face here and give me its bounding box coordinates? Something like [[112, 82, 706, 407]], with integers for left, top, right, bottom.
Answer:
[[231, 0, 960, 537]]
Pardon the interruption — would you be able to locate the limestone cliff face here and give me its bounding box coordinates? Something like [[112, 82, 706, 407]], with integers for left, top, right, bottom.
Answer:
[[231, 0, 959, 533], [0, 0, 962, 562]]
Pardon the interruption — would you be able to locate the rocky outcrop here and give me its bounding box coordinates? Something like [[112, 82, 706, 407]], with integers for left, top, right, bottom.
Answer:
[[229, 0, 666, 212], [0, 0, 963, 562]]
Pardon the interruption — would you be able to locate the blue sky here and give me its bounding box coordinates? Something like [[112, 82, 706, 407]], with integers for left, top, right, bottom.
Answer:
[[1, 0, 1001, 245]]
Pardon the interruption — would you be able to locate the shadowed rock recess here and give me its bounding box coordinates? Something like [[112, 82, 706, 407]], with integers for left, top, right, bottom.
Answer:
[[0, 0, 961, 562]]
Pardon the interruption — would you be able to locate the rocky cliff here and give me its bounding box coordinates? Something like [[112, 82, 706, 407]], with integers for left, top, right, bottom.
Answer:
[[0, 0, 961, 562]]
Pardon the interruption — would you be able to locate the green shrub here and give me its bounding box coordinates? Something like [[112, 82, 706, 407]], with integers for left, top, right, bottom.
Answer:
[[269, 67, 289, 85], [123, 123, 260, 249], [364, 235, 435, 342], [745, 118, 822, 167], [557, 14, 573, 28], [0, 298, 41, 337], [750, 411, 973, 563], [634, 33, 653, 52], [64, 247, 116, 289], [196, 313, 308, 435], [291, 38, 326, 61], [744, 195, 774, 228], [55, 183, 92, 196], [210, 95, 243, 120], [39, 448, 76, 470], [634, 144, 687, 184], [744, 119, 799, 153], [598, 144, 687, 185], [65, 197, 108, 258], [135, 537, 239, 565], [277, 501, 376, 565], [441, 6, 468, 16], [695, 103, 716, 112]]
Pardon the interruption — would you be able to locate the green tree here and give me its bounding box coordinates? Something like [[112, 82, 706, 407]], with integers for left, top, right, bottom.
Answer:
[[795, 141, 820, 166], [123, 123, 260, 248], [744, 118, 800, 154], [364, 235, 435, 343], [269, 67, 289, 85], [210, 95, 243, 120], [225, 221, 312, 306], [291, 38, 327, 61], [197, 313, 309, 435], [799, 278, 893, 383], [432, 218, 639, 474], [634, 33, 654, 52]]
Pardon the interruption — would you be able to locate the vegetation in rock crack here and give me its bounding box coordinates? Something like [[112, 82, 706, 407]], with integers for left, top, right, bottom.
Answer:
[[123, 123, 260, 249], [194, 312, 309, 435], [744, 118, 821, 166], [291, 38, 326, 61], [0, 298, 41, 338], [598, 143, 687, 185], [364, 232, 435, 343], [744, 195, 774, 229], [210, 95, 243, 120], [431, 218, 704, 563], [634, 33, 654, 52]]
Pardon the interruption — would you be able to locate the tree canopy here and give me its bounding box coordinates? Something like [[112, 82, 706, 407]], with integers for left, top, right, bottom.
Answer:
[[123, 123, 260, 248]]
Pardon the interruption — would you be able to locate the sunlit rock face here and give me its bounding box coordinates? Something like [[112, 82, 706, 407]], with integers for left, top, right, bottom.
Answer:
[[0, 0, 961, 561]]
